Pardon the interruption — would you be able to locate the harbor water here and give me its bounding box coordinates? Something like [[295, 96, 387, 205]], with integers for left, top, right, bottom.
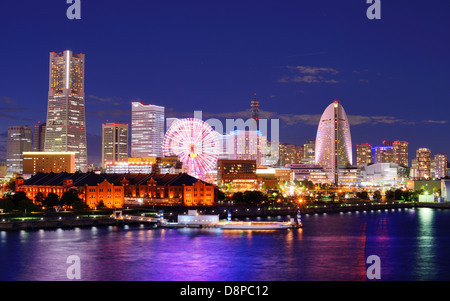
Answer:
[[1, 207, 449, 281]]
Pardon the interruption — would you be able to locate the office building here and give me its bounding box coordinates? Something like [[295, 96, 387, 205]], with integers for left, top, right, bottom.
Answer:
[[44, 50, 87, 172], [6, 126, 32, 174], [217, 159, 257, 191], [315, 100, 353, 185], [131, 102, 165, 158], [22, 152, 75, 174], [102, 123, 129, 168]]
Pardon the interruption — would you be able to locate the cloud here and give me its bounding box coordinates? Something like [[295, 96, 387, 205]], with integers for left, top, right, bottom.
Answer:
[[278, 65, 339, 84], [165, 109, 444, 128], [87, 95, 123, 106], [87, 109, 131, 119], [286, 66, 339, 75], [424, 120, 448, 124], [0, 96, 18, 105]]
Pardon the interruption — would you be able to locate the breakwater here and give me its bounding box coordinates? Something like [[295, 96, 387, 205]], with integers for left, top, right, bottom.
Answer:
[[0, 217, 152, 231]]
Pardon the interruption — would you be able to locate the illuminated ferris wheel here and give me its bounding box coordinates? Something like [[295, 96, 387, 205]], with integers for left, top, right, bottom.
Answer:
[[163, 118, 220, 181]]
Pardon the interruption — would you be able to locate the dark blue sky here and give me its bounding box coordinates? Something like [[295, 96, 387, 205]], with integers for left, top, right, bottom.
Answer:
[[1, 0, 449, 164]]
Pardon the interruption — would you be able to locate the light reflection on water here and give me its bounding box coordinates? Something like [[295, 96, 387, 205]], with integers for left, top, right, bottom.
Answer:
[[1, 208, 450, 281]]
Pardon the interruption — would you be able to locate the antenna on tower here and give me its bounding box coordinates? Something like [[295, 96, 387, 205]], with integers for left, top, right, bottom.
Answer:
[[251, 93, 259, 129]]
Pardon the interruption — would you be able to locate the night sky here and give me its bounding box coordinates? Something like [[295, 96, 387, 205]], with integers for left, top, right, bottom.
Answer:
[[1, 0, 449, 165]]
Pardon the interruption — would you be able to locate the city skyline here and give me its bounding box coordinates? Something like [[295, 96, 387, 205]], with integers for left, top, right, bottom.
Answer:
[[0, 1, 449, 165]]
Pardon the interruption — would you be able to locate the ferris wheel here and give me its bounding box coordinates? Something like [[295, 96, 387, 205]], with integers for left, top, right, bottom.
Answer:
[[163, 118, 220, 180]]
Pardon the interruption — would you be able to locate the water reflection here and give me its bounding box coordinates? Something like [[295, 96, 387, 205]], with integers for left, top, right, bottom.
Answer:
[[1, 209, 450, 280]]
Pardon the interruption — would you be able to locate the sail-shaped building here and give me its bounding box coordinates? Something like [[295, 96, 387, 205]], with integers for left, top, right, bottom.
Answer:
[[315, 100, 352, 185]]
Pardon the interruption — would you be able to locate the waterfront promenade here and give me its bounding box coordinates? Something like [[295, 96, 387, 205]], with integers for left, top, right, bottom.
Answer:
[[1, 201, 447, 231]]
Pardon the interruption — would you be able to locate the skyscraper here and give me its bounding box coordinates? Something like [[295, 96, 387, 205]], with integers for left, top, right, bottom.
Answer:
[[383, 140, 409, 167], [131, 102, 165, 158], [102, 123, 129, 167], [356, 143, 372, 167], [44, 50, 87, 172], [315, 100, 352, 185], [372, 146, 394, 164], [392, 141, 408, 167], [6, 126, 32, 174], [435, 153, 447, 179], [416, 148, 431, 179], [33, 122, 46, 151]]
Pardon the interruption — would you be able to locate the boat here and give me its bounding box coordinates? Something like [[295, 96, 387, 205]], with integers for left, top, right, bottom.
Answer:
[[215, 209, 303, 230], [215, 220, 295, 230]]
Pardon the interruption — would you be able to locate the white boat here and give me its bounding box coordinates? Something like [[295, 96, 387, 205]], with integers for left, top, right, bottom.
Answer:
[[215, 221, 295, 230]]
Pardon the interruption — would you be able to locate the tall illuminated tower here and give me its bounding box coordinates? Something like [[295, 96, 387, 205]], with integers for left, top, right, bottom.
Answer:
[[131, 102, 165, 158], [44, 50, 87, 172], [315, 100, 352, 185]]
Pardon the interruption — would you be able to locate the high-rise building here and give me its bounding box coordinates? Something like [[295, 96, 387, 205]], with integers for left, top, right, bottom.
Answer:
[[315, 100, 352, 185], [356, 143, 372, 167], [6, 126, 32, 174], [102, 123, 129, 167], [33, 122, 46, 152], [278, 143, 303, 167], [392, 141, 408, 167], [131, 102, 165, 158], [435, 153, 447, 179], [416, 148, 431, 179], [372, 146, 395, 164], [302, 140, 315, 164], [44, 50, 87, 172], [383, 140, 408, 167]]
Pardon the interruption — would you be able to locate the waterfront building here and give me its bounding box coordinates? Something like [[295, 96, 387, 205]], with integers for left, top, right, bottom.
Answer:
[[131, 102, 165, 158], [102, 123, 129, 168], [6, 126, 32, 174], [217, 159, 257, 191], [434, 153, 447, 179], [16, 172, 215, 208], [33, 122, 46, 152], [360, 162, 407, 187], [337, 167, 361, 187], [315, 100, 352, 185], [356, 143, 372, 167], [44, 50, 87, 172], [285, 163, 328, 184], [22, 152, 75, 175], [256, 167, 294, 189]]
